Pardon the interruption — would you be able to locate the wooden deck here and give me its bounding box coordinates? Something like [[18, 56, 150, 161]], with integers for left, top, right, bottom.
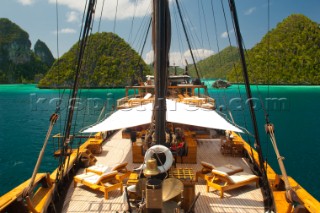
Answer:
[[62, 131, 265, 212]]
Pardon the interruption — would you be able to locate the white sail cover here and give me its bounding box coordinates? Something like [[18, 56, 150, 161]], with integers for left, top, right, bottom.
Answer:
[[82, 104, 153, 133], [166, 100, 242, 132], [82, 99, 242, 133]]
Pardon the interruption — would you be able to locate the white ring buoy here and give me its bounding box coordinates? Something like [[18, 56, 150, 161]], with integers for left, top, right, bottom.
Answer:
[[144, 145, 173, 173]]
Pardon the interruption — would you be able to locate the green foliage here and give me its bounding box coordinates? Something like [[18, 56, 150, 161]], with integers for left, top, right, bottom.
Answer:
[[0, 18, 29, 47], [0, 18, 52, 83], [39, 32, 151, 88], [227, 14, 320, 84], [34, 39, 55, 66], [188, 46, 239, 79]]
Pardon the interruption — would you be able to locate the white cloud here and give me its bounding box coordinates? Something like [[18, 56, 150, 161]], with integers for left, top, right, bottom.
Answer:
[[66, 11, 79, 23], [144, 49, 214, 67], [48, 0, 85, 11], [221, 30, 234, 39], [244, 7, 256, 15], [183, 49, 214, 65], [61, 28, 76, 34], [17, 0, 35, 5], [49, 0, 151, 20], [170, 52, 185, 67], [221, 31, 228, 38], [53, 28, 76, 34], [145, 50, 154, 65]]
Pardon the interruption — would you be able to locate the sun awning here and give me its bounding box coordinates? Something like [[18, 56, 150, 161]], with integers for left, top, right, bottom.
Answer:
[[82, 99, 242, 133], [82, 104, 153, 133], [165, 99, 242, 132]]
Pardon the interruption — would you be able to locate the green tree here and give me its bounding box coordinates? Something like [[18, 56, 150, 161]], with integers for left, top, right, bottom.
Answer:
[[39, 32, 150, 88], [228, 14, 320, 85]]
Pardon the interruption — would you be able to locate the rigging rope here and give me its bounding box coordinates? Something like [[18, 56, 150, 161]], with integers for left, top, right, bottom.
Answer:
[[220, 0, 254, 157], [97, 0, 106, 32], [56, 0, 97, 183], [197, 1, 204, 47], [113, 0, 119, 33], [128, 0, 138, 43], [199, 0, 212, 51], [210, 0, 222, 66], [220, 0, 232, 46], [55, 0, 60, 72], [216, 0, 246, 128], [23, 114, 59, 197], [171, 4, 184, 67], [175, 0, 201, 81], [228, 0, 274, 210], [136, 18, 152, 75], [54, 0, 64, 137], [265, 124, 301, 204], [130, 3, 151, 50]]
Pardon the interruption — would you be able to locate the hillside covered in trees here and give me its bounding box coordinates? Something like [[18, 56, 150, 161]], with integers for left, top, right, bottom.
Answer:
[[227, 14, 320, 84], [0, 18, 54, 83], [188, 46, 239, 79], [38, 32, 150, 88]]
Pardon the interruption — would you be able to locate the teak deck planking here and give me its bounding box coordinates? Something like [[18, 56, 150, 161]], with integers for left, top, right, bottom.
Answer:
[[63, 130, 265, 213]]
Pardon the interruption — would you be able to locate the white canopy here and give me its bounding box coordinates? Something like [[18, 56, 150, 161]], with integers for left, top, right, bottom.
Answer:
[[82, 104, 153, 133], [82, 99, 242, 133], [166, 100, 242, 132]]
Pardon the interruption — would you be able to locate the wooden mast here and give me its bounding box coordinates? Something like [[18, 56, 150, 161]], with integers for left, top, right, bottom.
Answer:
[[228, 0, 274, 210], [152, 0, 170, 145]]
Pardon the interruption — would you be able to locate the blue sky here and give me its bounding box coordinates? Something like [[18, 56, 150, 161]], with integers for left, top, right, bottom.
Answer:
[[1, 0, 319, 67]]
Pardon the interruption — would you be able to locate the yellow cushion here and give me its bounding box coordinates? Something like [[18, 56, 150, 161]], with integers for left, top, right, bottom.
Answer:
[[112, 162, 128, 171], [96, 171, 118, 183], [200, 161, 215, 170]]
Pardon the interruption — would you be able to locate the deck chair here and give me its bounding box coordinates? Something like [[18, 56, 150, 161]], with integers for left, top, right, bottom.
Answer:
[[183, 93, 190, 98], [74, 171, 123, 199], [128, 93, 153, 106], [86, 162, 131, 182], [178, 94, 194, 104], [112, 162, 131, 182], [178, 94, 186, 102], [195, 161, 243, 181], [206, 169, 259, 198]]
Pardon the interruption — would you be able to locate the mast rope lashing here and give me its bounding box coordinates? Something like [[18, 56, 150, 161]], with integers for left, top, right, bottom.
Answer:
[[264, 123, 303, 205], [22, 113, 59, 197]]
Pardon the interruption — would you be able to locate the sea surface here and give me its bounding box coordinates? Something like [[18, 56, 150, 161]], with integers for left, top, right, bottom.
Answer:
[[0, 84, 320, 201]]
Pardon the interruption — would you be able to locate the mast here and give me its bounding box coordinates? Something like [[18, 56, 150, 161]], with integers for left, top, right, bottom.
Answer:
[[57, 0, 97, 180], [152, 0, 170, 145], [228, 0, 274, 210]]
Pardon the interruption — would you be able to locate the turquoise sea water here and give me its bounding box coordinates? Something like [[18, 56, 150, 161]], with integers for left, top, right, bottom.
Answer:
[[0, 84, 320, 201]]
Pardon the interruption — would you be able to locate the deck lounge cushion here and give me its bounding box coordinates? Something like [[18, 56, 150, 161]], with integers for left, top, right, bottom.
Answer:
[[214, 164, 243, 175], [87, 164, 112, 174], [143, 93, 152, 99], [112, 162, 128, 172], [201, 161, 215, 170], [212, 169, 229, 178], [214, 167, 234, 175], [74, 172, 96, 181], [79, 171, 117, 185], [227, 172, 258, 184], [212, 169, 257, 184], [200, 161, 215, 173]]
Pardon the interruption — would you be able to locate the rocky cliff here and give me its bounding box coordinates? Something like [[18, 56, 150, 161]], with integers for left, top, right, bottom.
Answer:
[[34, 39, 54, 66], [0, 18, 54, 83]]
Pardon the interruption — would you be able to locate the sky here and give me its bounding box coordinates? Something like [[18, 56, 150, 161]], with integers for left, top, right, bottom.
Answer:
[[1, 0, 320, 67]]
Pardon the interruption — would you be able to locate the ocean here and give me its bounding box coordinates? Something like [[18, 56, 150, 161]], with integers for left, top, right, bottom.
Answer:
[[0, 84, 319, 201]]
